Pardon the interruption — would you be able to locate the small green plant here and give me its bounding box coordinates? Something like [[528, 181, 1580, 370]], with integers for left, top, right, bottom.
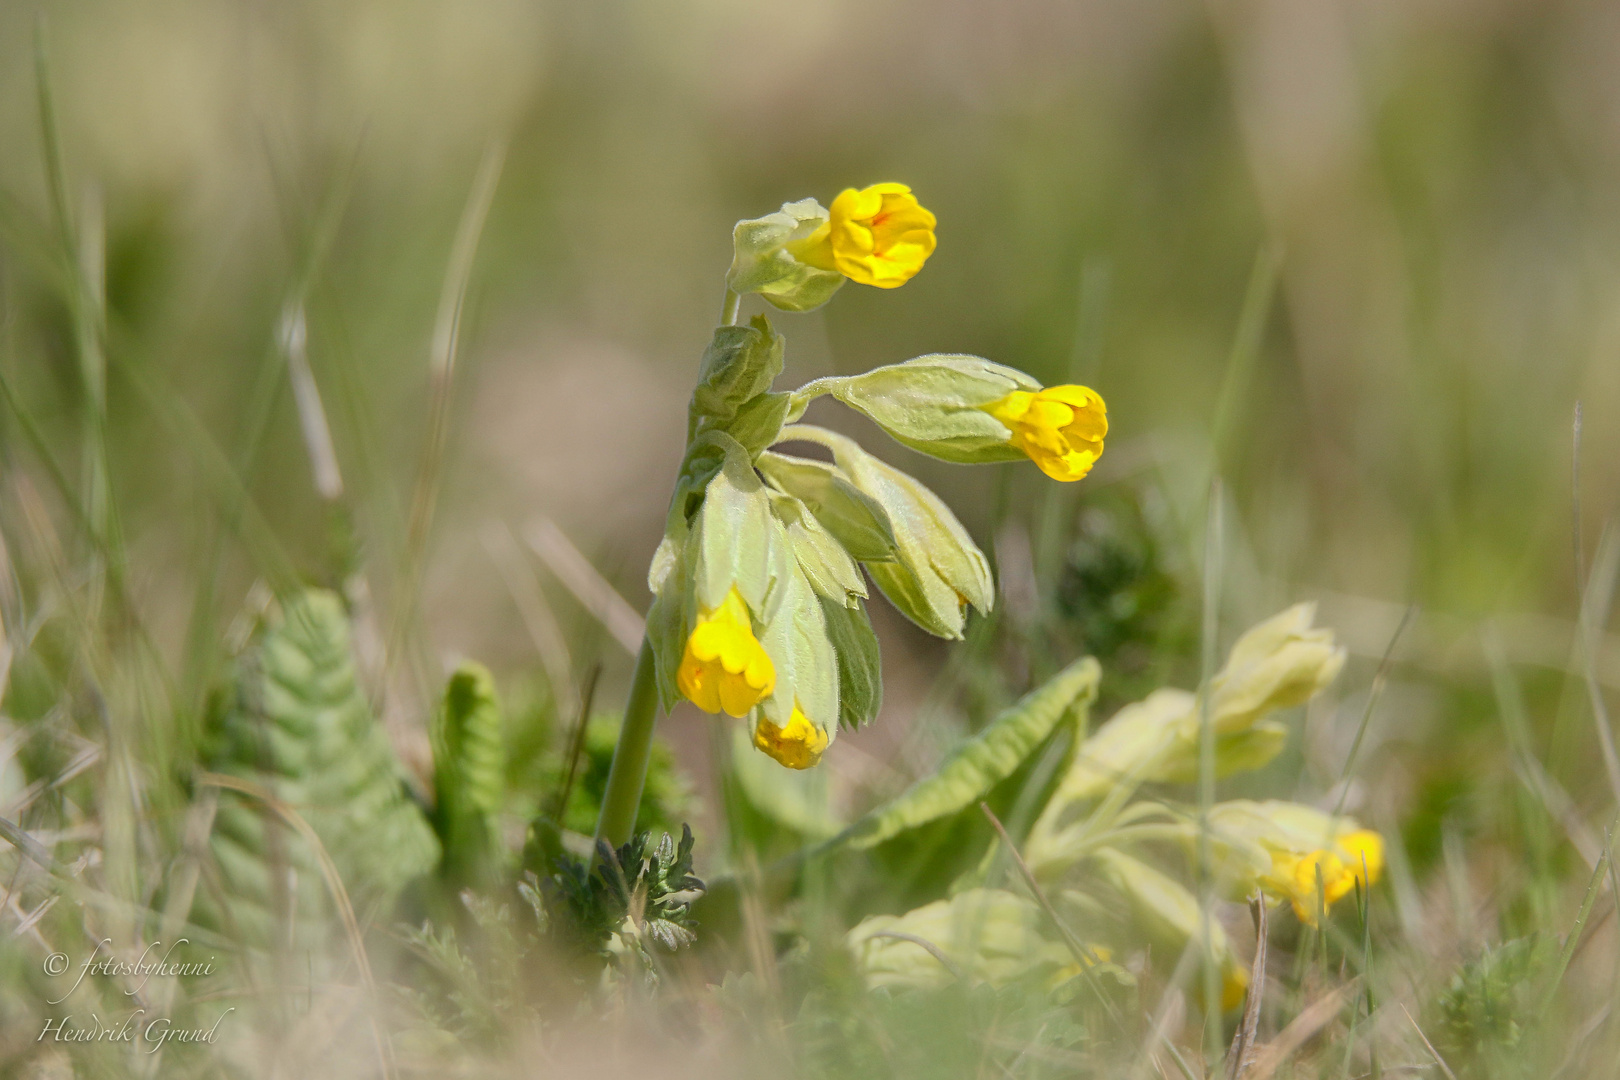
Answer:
[[196, 589, 439, 955], [599, 183, 1112, 849], [431, 661, 507, 890]]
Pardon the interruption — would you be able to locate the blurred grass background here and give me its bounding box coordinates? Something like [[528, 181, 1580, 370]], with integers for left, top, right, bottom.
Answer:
[[4, 0, 1620, 867], [4, 0, 1620, 1072]]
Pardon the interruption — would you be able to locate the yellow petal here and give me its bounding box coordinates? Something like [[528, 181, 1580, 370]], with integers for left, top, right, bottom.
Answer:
[[1337, 830, 1384, 886], [753, 705, 830, 769], [824, 183, 936, 288], [678, 587, 776, 717]]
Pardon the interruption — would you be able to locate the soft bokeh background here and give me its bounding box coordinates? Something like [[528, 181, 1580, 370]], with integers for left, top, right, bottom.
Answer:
[[5, 0, 1620, 877]]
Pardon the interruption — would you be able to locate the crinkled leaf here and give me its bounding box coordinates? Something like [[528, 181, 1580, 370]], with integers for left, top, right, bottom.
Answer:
[[198, 590, 440, 952], [688, 316, 784, 439], [840, 657, 1100, 849], [433, 661, 507, 887]]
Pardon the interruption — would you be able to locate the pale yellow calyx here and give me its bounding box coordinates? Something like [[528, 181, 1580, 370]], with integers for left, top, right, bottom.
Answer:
[[677, 587, 775, 718], [982, 385, 1107, 482], [753, 704, 830, 769], [791, 183, 936, 289]]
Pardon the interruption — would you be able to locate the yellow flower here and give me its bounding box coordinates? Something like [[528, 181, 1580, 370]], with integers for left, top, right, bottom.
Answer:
[[792, 183, 937, 288], [982, 385, 1107, 482], [753, 704, 830, 769], [1221, 965, 1250, 1013], [1338, 829, 1384, 884], [1268, 830, 1384, 925], [677, 588, 775, 717]]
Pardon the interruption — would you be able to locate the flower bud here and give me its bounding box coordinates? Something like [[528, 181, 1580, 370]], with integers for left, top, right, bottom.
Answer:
[[754, 530, 840, 768], [645, 432, 787, 712], [791, 358, 1108, 482], [778, 424, 992, 639], [1208, 603, 1346, 735], [789, 183, 936, 290], [726, 198, 848, 313]]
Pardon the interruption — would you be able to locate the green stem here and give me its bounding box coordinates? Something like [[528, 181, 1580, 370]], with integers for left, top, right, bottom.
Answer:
[[594, 637, 660, 847], [720, 288, 741, 326]]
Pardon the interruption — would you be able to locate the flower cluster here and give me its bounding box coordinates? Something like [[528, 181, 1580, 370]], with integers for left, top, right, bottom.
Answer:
[[645, 185, 1110, 769]]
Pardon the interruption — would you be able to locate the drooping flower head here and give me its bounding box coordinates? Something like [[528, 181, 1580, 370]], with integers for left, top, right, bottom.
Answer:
[[793, 183, 937, 289], [982, 385, 1108, 482], [753, 704, 830, 770], [677, 587, 775, 717]]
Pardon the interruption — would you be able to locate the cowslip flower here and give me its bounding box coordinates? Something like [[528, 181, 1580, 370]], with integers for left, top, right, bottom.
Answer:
[[1264, 828, 1384, 925], [792, 183, 937, 288], [981, 385, 1108, 482], [753, 704, 830, 770], [676, 588, 775, 717]]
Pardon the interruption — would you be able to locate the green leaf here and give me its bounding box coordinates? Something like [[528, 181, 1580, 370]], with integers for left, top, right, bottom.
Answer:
[[756, 450, 898, 562], [839, 657, 1100, 849], [725, 390, 792, 459], [433, 661, 507, 887], [688, 316, 784, 440], [197, 590, 440, 950], [821, 595, 882, 730]]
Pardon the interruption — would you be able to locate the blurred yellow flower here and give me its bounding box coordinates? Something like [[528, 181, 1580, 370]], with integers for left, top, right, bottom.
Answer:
[[1267, 829, 1384, 925], [1339, 829, 1385, 882], [793, 183, 937, 288], [677, 588, 775, 717], [753, 704, 830, 769], [982, 385, 1107, 482]]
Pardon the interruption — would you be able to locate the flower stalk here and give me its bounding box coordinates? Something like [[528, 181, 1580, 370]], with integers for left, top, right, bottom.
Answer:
[[595, 638, 661, 848]]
